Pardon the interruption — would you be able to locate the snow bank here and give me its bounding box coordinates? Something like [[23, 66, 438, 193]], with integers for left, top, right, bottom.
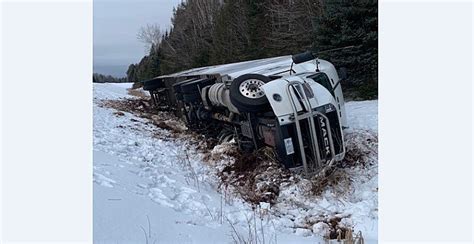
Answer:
[[346, 100, 378, 132], [93, 84, 378, 243], [93, 83, 134, 100]]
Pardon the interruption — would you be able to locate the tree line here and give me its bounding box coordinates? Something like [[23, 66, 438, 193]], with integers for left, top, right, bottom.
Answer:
[[127, 0, 378, 99], [93, 73, 128, 83]]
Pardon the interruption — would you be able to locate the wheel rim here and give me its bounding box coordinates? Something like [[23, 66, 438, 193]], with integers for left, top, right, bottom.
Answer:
[[238, 79, 266, 99]]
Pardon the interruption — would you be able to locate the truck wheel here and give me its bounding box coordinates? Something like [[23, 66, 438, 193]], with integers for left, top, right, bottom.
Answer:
[[229, 74, 271, 113]]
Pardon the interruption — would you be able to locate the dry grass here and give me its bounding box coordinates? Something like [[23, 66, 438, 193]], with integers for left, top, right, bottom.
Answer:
[[216, 147, 292, 205], [127, 87, 148, 98]]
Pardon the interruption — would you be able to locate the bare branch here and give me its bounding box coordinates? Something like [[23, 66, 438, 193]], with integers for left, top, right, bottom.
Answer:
[[137, 23, 162, 52]]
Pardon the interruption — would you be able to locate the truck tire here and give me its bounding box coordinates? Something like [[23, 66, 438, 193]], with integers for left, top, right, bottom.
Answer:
[[229, 74, 271, 113]]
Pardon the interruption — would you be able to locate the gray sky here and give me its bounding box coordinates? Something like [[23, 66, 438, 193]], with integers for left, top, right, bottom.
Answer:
[[94, 0, 182, 77]]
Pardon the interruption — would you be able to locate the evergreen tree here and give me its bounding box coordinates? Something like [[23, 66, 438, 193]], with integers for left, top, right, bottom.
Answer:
[[211, 0, 250, 64], [246, 0, 268, 59], [126, 64, 137, 82], [129, 0, 378, 99], [314, 0, 378, 99], [93, 73, 128, 83]]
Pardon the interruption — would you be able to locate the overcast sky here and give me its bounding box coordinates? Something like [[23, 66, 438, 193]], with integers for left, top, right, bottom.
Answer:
[[94, 0, 182, 77]]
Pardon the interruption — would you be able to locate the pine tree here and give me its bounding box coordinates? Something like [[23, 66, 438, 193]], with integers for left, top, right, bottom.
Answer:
[[211, 0, 250, 64], [246, 0, 268, 59], [314, 0, 378, 99], [126, 64, 137, 82]]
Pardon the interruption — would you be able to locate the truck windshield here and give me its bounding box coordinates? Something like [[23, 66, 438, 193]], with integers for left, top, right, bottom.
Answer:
[[308, 73, 335, 97]]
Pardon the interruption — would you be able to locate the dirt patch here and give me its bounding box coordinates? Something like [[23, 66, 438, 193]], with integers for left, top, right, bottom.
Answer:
[[214, 147, 293, 205], [310, 169, 352, 196], [127, 88, 148, 98], [98, 98, 219, 152], [113, 111, 125, 117], [326, 216, 350, 240], [303, 215, 351, 240], [99, 98, 187, 134], [131, 81, 143, 89], [99, 98, 155, 114], [343, 130, 378, 167]]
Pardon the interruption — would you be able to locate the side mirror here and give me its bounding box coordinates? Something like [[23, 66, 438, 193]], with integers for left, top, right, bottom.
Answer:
[[292, 51, 315, 64], [337, 67, 348, 80]]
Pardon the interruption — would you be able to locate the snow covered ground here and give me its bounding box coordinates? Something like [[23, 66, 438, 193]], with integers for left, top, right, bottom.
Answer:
[[345, 100, 378, 132], [93, 83, 378, 243]]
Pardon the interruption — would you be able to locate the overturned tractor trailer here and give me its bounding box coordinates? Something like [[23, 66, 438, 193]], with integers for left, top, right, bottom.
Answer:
[[142, 51, 348, 174]]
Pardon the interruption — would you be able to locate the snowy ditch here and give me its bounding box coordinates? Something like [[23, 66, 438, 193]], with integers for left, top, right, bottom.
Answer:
[[93, 83, 378, 243]]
